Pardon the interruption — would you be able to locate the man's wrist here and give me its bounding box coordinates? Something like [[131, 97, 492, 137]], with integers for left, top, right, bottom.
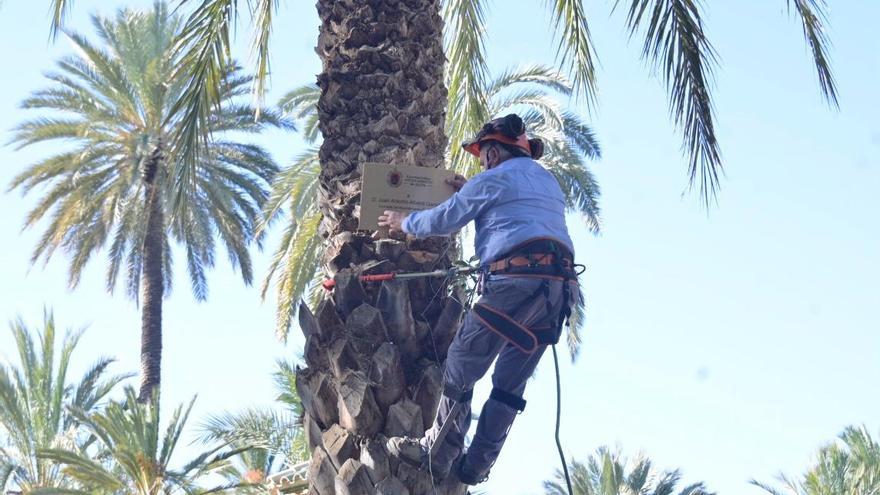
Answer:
[[400, 212, 412, 234]]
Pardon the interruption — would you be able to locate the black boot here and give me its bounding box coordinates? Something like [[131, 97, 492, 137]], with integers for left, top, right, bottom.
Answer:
[[386, 436, 427, 468], [455, 455, 489, 486], [387, 436, 455, 479]]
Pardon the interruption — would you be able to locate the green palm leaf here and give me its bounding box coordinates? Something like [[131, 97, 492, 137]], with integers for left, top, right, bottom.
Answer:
[[614, 0, 721, 205], [168, 0, 236, 191], [169, 0, 281, 188], [0, 311, 128, 493], [264, 209, 323, 340], [785, 0, 838, 107], [38, 387, 242, 494], [547, 0, 600, 105], [753, 425, 880, 495], [195, 360, 310, 492], [278, 84, 321, 143], [443, 0, 491, 175], [272, 359, 304, 415], [49, 0, 74, 40], [487, 65, 573, 97], [249, 0, 278, 113], [544, 447, 714, 494]]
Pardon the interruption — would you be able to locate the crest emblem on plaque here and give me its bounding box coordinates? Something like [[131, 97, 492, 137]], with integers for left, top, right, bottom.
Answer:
[[387, 169, 403, 188]]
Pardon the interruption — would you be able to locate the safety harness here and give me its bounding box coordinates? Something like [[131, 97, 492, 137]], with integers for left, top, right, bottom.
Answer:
[[472, 238, 578, 355]]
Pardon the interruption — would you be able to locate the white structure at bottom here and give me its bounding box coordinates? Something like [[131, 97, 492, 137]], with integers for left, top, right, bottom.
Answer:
[[266, 461, 310, 494]]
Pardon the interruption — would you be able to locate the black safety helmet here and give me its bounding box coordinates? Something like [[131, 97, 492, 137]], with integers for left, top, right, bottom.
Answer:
[[462, 114, 544, 159]]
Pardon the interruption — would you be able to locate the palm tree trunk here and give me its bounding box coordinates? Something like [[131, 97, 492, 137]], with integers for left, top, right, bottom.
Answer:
[[138, 144, 165, 403], [299, 0, 465, 493]]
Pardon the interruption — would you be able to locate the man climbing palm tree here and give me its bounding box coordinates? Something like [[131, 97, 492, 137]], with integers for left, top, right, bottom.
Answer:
[[380, 113, 579, 486]]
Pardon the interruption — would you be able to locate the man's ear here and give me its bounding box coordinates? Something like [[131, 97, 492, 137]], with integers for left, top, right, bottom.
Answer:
[[487, 145, 500, 167]]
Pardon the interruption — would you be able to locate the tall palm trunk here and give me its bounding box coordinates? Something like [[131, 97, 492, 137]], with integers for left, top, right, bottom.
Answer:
[[139, 143, 165, 402], [298, 0, 465, 493]]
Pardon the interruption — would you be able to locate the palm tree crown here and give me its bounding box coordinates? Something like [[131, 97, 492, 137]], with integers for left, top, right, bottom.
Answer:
[[38, 387, 245, 495], [752, 425, 880, 495], [9, 2, 290, 301], [544, 447, 715, 495], [0, 311, 129, 493], [198, 360, 310, 493]]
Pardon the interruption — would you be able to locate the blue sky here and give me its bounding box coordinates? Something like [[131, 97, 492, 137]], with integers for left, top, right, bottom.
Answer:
[[0, 1, 878, 494]]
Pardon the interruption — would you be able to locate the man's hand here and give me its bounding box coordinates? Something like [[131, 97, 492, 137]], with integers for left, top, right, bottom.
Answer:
[[445, 174, 467, 192], [378, 210, 408, 233]]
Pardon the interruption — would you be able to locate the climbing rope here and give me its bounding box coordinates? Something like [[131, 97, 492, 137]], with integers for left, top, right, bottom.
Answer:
[[552, 344, 573, 495]]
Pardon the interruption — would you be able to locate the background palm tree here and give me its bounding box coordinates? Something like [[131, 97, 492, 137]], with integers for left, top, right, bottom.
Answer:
[[198, 360, 310, 494], [9, 2, 292, 401], [262, 65, 600, 358], [0, 311, 129, 493], [36, 386, 244, 495], [752, 425, 880, 495], [543, 446, 714, 495]]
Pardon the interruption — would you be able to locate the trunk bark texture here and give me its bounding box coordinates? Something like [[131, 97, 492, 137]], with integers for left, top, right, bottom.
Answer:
[[304, 0, 466, 493], [138, 144, 165, 402]]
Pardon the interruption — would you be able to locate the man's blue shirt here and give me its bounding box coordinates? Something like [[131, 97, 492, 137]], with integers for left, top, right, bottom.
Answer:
[[401, 157, 574, 263]]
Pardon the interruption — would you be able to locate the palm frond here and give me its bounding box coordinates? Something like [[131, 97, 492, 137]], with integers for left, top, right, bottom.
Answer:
[[306, 269, 327, 312], [0, 463, 14, 492], [615, 0, 721, 206], [63, 31, 142, 124], [271, 359, 303, 415], [0, 312, 125, 491], [487, 65, 572, 98], [443, 0, 491, 175], [277, 84, 322, 143], [256, 143, 322, 341], [547, 0, 599, 105], [69, 356, 113, 413], [199, 409, 298, 454], [266, 210, 323, 341], [36, 448, 123, 491], [785, 0, 838, 107], [39, 385, 246, 494], [211, 102, 295, 133], [561, 112, 601, 159], [28, 488, 92, 495], [678, 482, 716, 495], [653, 469, 683, 495], [748, 426, 880, 495], [749, 479, 795, 495], [9, 118, 96, 150], [50, 0, 74, 40], [544, 153, 602, 231], [542, 447, 713, 495], [564, 282, 586, 361], [277, 84, 320, 120], [249, 0, 278, 114], [257, 147, 320, 237], [168, 0, 236, 209]]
